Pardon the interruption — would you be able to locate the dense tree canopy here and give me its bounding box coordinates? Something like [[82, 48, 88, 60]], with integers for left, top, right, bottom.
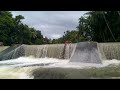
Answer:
[[0, 11, 120, 45], [0, 11, 50, 46], [52, 11, 120, 43], [77, 11, 120, 42], [52, 30, 84, 44]]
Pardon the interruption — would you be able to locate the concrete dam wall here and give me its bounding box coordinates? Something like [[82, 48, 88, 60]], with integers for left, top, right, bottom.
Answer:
[[0, 42, 120, 64]]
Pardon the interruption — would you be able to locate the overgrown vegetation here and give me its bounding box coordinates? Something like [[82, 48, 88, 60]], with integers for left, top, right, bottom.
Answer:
[[1, 11, 120, 45], [52, 11, 120, 43], [0, 11, 50, 46]]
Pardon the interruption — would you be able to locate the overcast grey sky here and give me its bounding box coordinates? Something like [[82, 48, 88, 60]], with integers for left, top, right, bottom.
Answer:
[[11, 11, 88, 39]]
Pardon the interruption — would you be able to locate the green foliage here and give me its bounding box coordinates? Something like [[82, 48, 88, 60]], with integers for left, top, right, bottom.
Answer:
[[1, 11, 120, 45], [77, 11, 120, 42], [53, 11, 120, 43], [52, 30, 85, 44], [0, 11, 49, 46]]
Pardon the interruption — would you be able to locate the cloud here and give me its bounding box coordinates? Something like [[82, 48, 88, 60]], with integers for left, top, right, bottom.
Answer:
[[51, 34, 62, 39], [11, 11, 88, 39]]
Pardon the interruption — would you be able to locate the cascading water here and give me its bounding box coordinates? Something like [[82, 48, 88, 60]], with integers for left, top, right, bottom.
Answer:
[[70, 42, 102, 64], [0, 42, 120, 79], [98, 43, 120, 60], [0, 45, 25, 61], [26, 44, 76, 59], [24, 45, 46, 58], [46, 44, 64, 59], [0, 44, 77, 61], [1, 42, 120, 62], [64, 43, 77, 59]]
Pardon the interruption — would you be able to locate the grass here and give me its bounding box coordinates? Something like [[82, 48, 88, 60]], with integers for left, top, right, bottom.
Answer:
[[30, 64, 120, 79]]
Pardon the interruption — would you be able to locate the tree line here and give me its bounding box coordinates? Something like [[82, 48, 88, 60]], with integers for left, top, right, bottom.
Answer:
[[0, 11, 120, 46], [0, 11, 50, 46], [53, 11, 120, 43]]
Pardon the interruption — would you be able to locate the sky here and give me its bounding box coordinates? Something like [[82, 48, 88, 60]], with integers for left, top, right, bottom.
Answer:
[[11, 11, 88, 39]]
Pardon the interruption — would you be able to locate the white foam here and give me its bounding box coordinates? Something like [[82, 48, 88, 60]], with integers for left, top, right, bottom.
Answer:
[[0, 57, 68, 67], [0, 57, 120, 79], [0, 66, 34, 79], [103, 59, 120, 66]]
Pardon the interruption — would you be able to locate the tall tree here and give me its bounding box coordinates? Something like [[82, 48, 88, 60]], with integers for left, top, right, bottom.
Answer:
[[77, 11, 120, 42], [0, 11, 47, 46]]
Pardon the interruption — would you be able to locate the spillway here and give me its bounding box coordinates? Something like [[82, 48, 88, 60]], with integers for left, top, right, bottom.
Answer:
[[1, 42, 120, 79], [98, 43, 120, 60], [0, 44, 76, 61], [1, 42, 120, 64], [70, 42, 102, 64]]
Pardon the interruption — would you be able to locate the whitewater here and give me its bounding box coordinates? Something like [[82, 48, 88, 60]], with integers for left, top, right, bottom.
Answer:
[[0, 56, 120, 79], [1, 42, 120, 79]]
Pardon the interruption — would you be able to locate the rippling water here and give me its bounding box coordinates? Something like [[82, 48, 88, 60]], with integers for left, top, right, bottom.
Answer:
[[0, 57, 120, 79]]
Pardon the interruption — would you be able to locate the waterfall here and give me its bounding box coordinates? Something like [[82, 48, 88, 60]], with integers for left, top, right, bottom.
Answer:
[[1, 42, 120, 79], [98, 43, 120, 60], [0, 44, 76, 61], [24, 45, 46, 58], [1, 42, 120, 62], [46, 44, 64, 59], [70, 42, 102, 64], [64, 43, 77, 59], [0, 45, 25, 61]]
